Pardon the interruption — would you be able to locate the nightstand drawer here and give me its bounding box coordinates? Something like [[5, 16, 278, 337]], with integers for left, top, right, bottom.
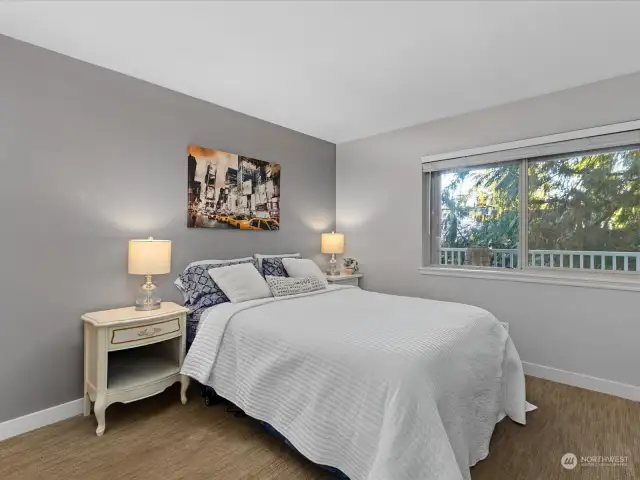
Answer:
[[108, 317, 181, 350]]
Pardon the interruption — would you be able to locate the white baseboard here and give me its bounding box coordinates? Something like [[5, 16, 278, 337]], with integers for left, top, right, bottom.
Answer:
[[0, 398, 83, 442], [523, 362, 640, 402]]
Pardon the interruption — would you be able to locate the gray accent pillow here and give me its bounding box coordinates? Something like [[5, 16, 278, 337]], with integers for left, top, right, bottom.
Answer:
[[265, 275, 327, 297]]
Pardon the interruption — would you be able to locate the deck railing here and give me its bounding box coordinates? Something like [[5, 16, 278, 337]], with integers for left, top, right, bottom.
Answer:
[[440, 248, 640, 272]]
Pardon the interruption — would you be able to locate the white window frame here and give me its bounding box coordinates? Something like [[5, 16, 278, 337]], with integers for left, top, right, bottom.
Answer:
[[420, 120, 640, 292]]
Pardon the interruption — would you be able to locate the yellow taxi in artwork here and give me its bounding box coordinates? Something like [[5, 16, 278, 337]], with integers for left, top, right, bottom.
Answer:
[[228, 214, 250, 228], [235, 217, 251, 229], [241, 218, 280, 231]]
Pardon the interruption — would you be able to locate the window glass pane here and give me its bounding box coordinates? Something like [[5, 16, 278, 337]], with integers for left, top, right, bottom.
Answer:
[[528, 148, 640, 272], [431, 162, 520, 268]]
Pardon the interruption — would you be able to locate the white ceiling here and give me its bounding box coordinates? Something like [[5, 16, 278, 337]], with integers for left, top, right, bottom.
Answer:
[[1, 2, 639, 143]]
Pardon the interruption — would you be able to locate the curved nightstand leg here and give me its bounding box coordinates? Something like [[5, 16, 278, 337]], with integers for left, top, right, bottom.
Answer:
[[94, 393, 107, 436], [180, 375, 190, 405]]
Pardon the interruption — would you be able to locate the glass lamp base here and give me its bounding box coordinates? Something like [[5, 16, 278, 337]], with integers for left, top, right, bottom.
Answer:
[[135, 300, 161, 311], [135, 275, 161, 310], [325, 254, 340, 276]]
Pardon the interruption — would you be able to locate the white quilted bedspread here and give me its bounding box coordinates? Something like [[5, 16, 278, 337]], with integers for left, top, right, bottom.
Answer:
[[182, 286, 531, 480]]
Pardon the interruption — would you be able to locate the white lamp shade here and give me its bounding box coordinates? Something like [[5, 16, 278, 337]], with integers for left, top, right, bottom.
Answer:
[[321, 232, 345, 254], [128, 238, 171, 275]]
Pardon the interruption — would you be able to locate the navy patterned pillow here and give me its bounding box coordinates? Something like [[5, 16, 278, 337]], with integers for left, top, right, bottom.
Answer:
[[186, 296, 223, 344], [261, 257, 289, 277], [178, 258, 258, 306]]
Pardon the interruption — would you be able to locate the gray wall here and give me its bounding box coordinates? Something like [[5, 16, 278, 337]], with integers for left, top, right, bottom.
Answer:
[[337, 72, 640, 388], [0, 35, 335, 423]]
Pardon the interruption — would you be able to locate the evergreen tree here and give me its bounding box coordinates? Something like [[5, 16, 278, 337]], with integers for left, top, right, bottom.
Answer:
[[440, 148, 640, 257]]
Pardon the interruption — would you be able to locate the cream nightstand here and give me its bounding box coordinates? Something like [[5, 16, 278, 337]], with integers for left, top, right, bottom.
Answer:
[[82, 302, 189, 436], [325, 273, 363, 287]]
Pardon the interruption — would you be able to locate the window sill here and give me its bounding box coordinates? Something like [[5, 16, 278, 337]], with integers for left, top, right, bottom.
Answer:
[[418, 266, 640, 292]]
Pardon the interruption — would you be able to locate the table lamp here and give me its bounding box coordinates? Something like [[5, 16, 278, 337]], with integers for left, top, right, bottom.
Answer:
[[128, 237, 171, 310], [321, 232, 344, 276]]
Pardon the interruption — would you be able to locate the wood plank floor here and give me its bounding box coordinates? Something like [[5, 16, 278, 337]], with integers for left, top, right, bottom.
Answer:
[[1, 377, 638, 479]]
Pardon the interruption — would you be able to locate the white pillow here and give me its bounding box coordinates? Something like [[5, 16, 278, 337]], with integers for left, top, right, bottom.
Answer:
[[207, 263, 272, 303], [281, 258, 327, 284], [174, 256, 254, 299], [266, 275, 327, 297], [254, 253, 300, 273]]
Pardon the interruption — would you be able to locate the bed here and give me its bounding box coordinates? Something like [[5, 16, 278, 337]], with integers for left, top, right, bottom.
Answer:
[[182, 286, 528, 480], [181, 284, 532, 480]]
